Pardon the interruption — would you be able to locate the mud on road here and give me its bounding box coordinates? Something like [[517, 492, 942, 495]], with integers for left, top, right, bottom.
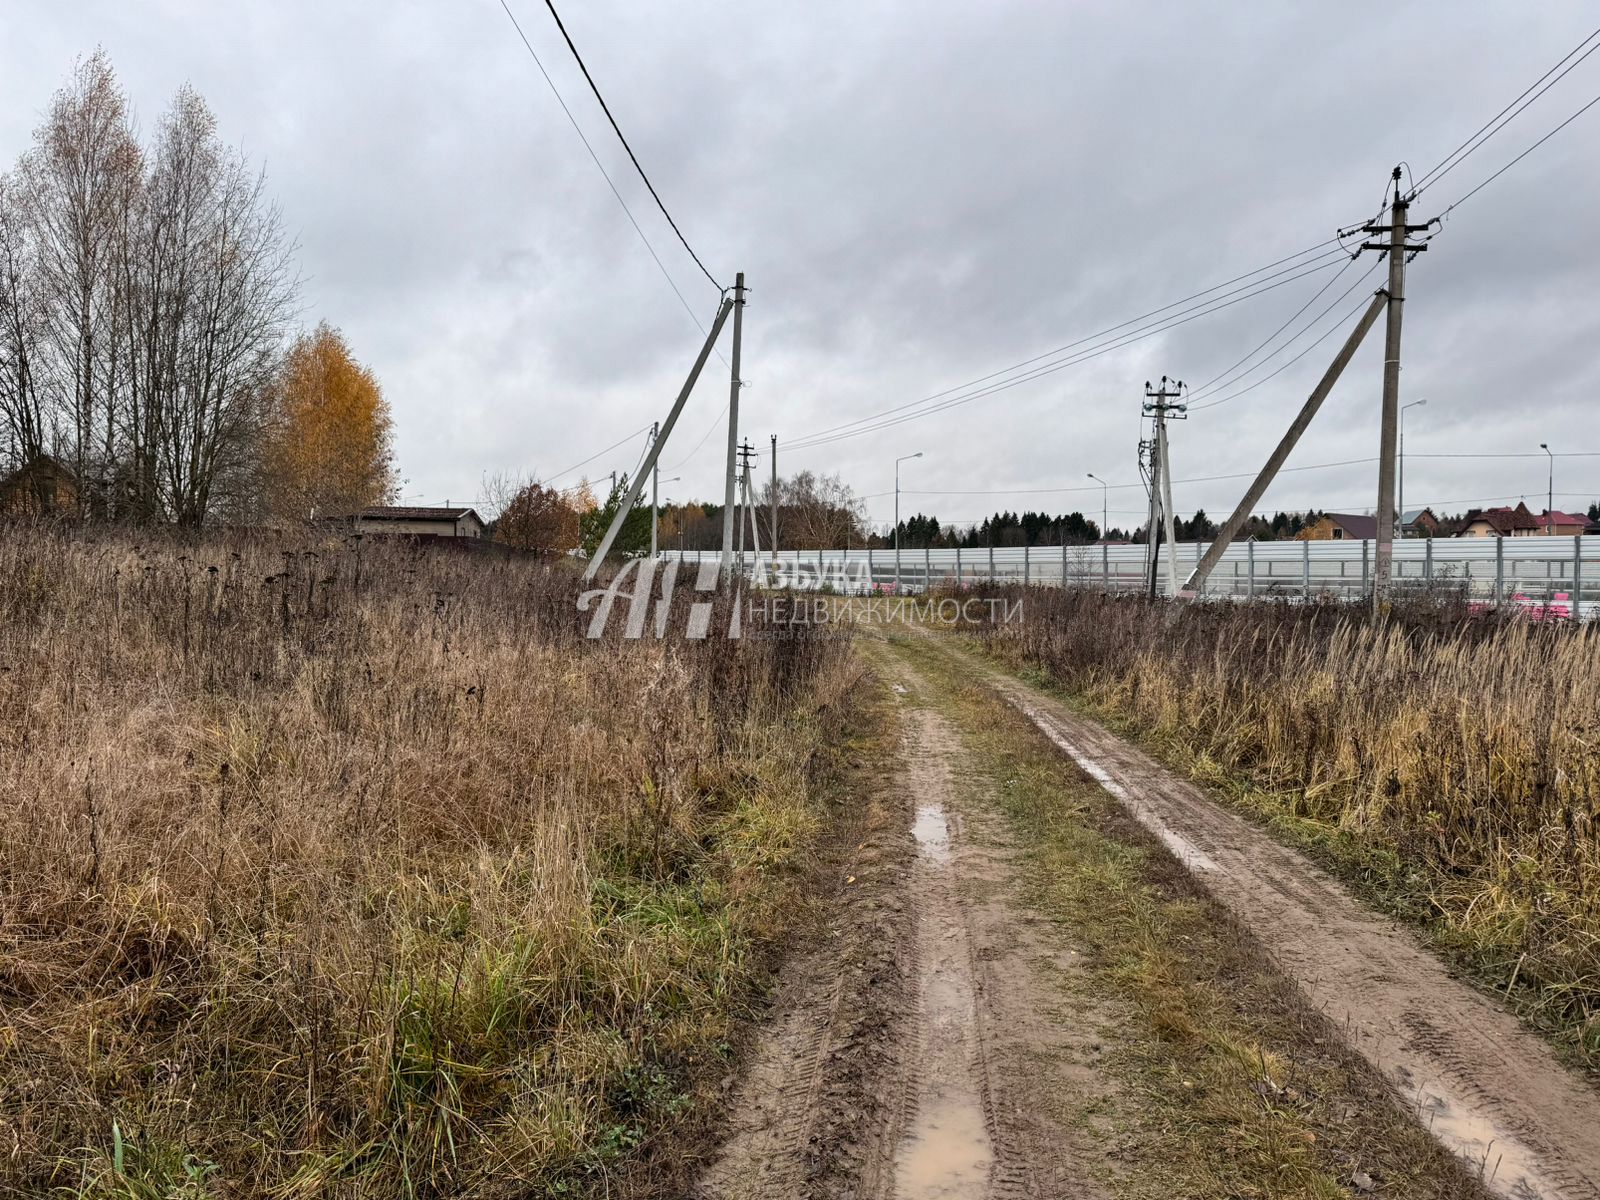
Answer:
[[696, 661, 1113, 1200]]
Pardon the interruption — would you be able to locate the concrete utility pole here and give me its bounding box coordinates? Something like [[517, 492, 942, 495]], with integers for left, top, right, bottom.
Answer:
[[720, 272, 747, 576], [649, 422, 660, 558], [1141, 434, 1161, 597], [585, 296, 734, 580], [1362, 170, 1431, 612], [1180, 290, 1388, 594], [770, 434, 779, 571], [1541, 442, 1554, 534], [1144, 377, 1187, 597], [736, 439, 756, 574], [894, 451, 922, 592]]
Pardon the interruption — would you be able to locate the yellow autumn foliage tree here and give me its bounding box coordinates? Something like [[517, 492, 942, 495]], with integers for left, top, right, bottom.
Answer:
[[262, 324, 397, 521]]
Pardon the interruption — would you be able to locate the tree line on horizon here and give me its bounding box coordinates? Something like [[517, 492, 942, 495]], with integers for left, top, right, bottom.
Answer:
[[0, 53, 395, 526]]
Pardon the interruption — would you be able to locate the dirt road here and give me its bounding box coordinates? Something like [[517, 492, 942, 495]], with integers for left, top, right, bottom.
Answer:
[[942, 635, 1600, 1200], [696, 631, 1599, 1199], [696, 661, 1112, 1199]]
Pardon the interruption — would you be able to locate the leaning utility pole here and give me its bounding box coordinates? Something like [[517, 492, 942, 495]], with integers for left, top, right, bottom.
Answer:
[[1181, 290, 1388, 594], [720, 272, 748, 576], [584, 296, 734, 580], [1362, 169, 1431, 612], [1145, 377, 1187, 597]]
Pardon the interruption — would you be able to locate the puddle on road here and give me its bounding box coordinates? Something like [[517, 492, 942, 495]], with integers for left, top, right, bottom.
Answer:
[[895, 1096, 992, 1198], [913, 803, 951, 863], [1413, 1083, 1551, 1198]]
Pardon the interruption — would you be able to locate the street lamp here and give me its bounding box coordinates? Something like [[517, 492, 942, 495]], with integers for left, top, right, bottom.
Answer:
[[1087, 473, 1109, 541], [1399, 398, 1426, 536], [1541, 443, 1553, 535], [894, 452, 923, 591]]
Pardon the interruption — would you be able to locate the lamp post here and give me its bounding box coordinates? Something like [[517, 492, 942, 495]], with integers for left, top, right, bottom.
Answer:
[[1087, 472, 1109, 540], [894, 451, 922, 591], [1541, 443, 1553, 534], [1399, 398, 1426, 537]]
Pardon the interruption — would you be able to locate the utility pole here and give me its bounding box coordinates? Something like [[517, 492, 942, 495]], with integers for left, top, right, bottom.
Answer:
[[1361, 169, 1432, 612], [649, 421, 660, 558], [1141, 433, 1160, 597], [1144, 377, 1187, 597], [720, 272, 747, 577], [770, 434, 779, 570], [1087, 472, 1108, 541], [736, 439, 757, 575]]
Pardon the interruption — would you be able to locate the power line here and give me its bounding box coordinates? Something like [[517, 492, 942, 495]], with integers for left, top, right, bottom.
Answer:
[[1436, 87, 1600, 217], [1188, 268, 1384, 412], [781, 240, 1349, 449], [497, 0, 719, 345], [785, 254, 1350, 452], [538, 0, 723, 292], [1411, 26, 1600, 196], [544, 424, 654, 485]]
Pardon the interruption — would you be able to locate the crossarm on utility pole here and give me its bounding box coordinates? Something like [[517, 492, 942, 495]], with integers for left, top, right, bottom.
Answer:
[[584, 296, 734, 580], [1180, 289, 1389, 595]]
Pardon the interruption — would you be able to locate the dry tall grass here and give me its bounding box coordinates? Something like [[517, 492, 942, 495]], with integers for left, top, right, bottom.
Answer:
[[981, 589, 1600, 1061], [0, 526, 857, 1197]]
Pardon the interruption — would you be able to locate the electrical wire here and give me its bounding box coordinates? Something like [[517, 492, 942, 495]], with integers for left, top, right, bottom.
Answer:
[[544, 424, 654, 485], [781, 240, 1349, 449], [1435, 87, 1600, 218], [1188, 266, 1384, 412], [497, 0, 720, 348], [539, 0, 723, 291], [1411, 26, 1600, 197], [785, 254, 1349, 452], [1185, 255, 1364, 399]]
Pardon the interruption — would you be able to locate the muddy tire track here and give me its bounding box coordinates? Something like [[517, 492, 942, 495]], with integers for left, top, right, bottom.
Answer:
[[953, 646, 1600, 1200], [697, 664, 1111, 1199]]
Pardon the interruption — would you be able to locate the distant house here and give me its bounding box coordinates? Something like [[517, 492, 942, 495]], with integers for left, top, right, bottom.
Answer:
[[354, 505, 485, 539], [1400, 507, 1439, 538], [1297, 512, 1378, 541], [0, 455, 78, 517], [1457, 502, 1542, 538], [1533, 509, 1591, 537]]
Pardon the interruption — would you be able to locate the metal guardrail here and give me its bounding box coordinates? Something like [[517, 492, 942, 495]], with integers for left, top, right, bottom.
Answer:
[[661, 536, 1600, 616]]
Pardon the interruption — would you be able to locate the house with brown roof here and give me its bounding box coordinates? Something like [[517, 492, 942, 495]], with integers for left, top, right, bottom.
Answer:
[[354, 505, 484, 539], [1296, 512, 1378, 541], [0, 455, 78, 517], [1532, 509, 1591, 537], [1457, 502, 1542, 538]]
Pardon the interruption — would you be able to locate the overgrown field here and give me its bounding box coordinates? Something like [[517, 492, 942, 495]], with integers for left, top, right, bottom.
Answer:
[[976, 588, 1600, 1064], [0, 527, 856, 1197]]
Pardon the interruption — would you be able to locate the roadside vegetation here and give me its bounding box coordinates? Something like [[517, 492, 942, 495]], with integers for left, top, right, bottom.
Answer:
[[0, 525, 856, 1198], [969, 587, 1600, 1066]]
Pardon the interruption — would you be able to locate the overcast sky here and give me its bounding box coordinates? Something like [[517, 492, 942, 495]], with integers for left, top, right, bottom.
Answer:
[[6, 1, 1598, 530]]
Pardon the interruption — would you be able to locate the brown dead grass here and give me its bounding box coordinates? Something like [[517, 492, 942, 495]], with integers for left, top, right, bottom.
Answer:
[[0, 525, 857, 1198]]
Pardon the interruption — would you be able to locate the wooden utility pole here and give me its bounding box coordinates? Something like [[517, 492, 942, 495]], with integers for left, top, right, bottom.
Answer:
[[1362, 170, 1431, 612], [1144, 377, 1186, 597], [720, 272, 747, 575]]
